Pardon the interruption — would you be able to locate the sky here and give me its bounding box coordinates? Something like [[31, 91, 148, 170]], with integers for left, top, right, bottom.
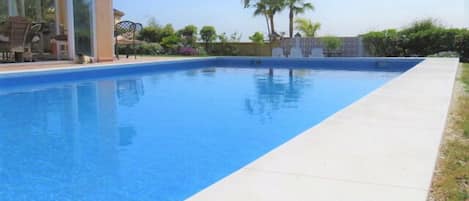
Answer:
[[115, 0, 468, 41]]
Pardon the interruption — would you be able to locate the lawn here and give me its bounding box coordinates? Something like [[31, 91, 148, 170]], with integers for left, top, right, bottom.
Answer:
[[431, 63, 469, 201]]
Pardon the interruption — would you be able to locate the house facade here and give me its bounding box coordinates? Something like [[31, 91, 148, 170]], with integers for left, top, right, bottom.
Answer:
[[0, 0, 115, 62]]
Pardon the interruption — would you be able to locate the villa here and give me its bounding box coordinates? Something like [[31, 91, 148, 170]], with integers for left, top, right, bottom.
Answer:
[[0, 0, 115, 62]]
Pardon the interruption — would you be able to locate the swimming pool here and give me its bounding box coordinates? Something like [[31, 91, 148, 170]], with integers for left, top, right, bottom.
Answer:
[[0, 58, 421, 201]]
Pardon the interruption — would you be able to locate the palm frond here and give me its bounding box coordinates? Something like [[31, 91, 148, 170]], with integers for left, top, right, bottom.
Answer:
[[295, 18, 320, 37]]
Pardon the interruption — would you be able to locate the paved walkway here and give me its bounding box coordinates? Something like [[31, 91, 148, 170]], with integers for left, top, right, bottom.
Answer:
[[187, 58, 459, 201], [0, 56, 193, 73]]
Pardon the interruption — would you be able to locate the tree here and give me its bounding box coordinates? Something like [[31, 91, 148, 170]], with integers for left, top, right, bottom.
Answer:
[[362, 29, 402, 57], [147, 17, 159, 28], [253, 1, 271, 41], [230, 32, 243, 42], [161, 24, 175, 39], [286, 0, 314, 38], [139, 26, 160, 43], [215, 32, 241, 56], [245, 0, 285, 41], [249, 32, 265, 44], [243, 0, 252, 8], [294, 18, 320, 37], [264, 0, 285, 40], [200, 26, 217, 49], [456, 30, 469, 61], [138, 23, 175, 43], [400, 18, 441, 36], [399, 19, 446, 56], [178, 25, 198, 47], [178, 25, 198, 38], [137, 18, 176, 43], [360, 19, 469, 60], [161, 34, 181, 54]]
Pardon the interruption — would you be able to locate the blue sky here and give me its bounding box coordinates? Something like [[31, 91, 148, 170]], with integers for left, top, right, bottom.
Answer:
[[115, 0, 467, 41]]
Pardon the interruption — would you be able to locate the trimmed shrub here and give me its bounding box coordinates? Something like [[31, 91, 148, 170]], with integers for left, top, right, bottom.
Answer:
[[362, 29, 403, 57], [161, 35, 182, 54], [456, 30, 469, 62], [137, 43, 164, 55], [117, 43, 164, 56], [211, 44, 240, 56], [362, 19, 469, 60], [321, 36, 343, 57], [197, 47, 208, 56]]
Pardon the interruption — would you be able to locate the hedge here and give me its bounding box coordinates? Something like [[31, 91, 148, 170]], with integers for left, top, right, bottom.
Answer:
[[362, 20, 469, 60]]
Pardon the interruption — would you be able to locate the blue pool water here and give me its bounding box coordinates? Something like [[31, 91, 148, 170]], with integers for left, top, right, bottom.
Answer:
[[0, 58, 420, 201]]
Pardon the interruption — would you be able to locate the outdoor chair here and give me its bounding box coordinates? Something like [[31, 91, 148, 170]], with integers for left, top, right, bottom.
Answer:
[[0, 16, 31, 62], [289, 47, 303, 58], [23, 24, 42, 62], [114, 21, 143, 60], [289, 34, 304, 58], [272, 47, 285, 57], [310, 48, 325, 58]]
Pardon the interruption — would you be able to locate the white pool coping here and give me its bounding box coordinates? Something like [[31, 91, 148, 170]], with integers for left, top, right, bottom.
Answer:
[[0, 57, 205, 77], [186, 58, 460, 201]]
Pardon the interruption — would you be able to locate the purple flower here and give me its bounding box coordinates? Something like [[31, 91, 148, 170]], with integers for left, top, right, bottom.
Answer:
[[179, 47, 198, 56]]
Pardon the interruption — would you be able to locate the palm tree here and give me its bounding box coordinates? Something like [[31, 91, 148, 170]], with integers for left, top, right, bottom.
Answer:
[[264, 0, 285, 39], [295, 18, 320, 37], [243, 0, 252, 8], [286, 0, 314, 38], [253, 2, 271, 41], [244, 0, 285, 41]]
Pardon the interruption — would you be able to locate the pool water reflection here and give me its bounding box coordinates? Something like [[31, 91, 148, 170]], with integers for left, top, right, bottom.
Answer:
[[0, 67, 401, 201]]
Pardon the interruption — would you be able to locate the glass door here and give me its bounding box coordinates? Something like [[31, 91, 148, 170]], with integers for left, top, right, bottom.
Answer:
[[0, 1, 7, 22], [1, 0, 71, 61], [72, 0, 94, 57]]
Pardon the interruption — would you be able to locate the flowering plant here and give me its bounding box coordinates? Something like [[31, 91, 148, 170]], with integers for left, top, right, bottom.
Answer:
[[179, 47, 198, 56]]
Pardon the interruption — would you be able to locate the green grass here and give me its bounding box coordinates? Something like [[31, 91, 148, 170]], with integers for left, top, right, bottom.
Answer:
[[463, 64, 469, 93], [432, 63, 469, 201], [462, 64, 469, 138]]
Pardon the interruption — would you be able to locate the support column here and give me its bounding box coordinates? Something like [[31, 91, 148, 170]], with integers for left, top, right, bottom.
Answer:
[[94, 0, 114, 62]]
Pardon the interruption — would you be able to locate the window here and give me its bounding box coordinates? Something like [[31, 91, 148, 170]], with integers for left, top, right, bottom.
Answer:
[[73, 0, 94, 56], [0, 0, 7, 22]]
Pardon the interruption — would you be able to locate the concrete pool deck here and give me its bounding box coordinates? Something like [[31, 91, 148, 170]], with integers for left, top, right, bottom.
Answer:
[[0, 56, 194, 73], [187, 58, 460, 201]]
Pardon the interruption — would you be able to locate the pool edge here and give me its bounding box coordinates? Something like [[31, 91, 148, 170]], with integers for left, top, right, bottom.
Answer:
[[186, 58, 459, 201], [0, 57, 422, 78]]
